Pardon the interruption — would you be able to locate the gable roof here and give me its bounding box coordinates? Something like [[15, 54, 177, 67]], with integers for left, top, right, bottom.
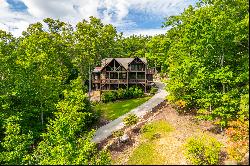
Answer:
[[101, 57, 147, 70]]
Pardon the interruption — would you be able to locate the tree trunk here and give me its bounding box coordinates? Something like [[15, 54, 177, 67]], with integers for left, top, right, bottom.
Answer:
[[221, 46, 225, 94], [209, 85, 212, 112]]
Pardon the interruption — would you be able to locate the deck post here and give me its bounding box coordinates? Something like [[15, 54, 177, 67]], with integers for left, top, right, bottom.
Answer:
[[109, 72, 110, 90], [136, 71, 137, 87], [127, 71, 128, 89], [118, 71, 119, 89]]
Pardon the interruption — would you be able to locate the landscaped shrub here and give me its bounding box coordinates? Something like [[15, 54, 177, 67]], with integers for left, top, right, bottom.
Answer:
[[112, 130, 124, 138], [132, 87, 144, 98], [150, 87, 158, 95], [117, 88, 126, 100], [126, 87, 134, 98], [123, 113, 139, 126], [184, 134, 222, 165], [101, 91, 118, 103], [101, 87, 145, 103]]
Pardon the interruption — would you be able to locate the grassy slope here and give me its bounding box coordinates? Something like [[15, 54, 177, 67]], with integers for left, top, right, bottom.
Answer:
[[127, 120, 173, 165], [95, 96, 151, 121], [127, 121, 173, 165]]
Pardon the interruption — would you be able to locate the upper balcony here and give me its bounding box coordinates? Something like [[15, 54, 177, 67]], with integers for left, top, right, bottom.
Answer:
[[129, 64, 146, 72], [100, 79, 127, 84], [129, 79, 146, 83]]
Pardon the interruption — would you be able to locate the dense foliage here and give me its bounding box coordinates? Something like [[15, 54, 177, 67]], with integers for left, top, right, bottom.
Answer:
[[161, 0, 249, 162], [123, 113, 139, 126], [150, 87, 158, 95], [225, 94, 249, 162], [163, 0, 249, 127], [101, 87, 144, 103], [184, 134, 222, 165], [0, 18, 115, 165]]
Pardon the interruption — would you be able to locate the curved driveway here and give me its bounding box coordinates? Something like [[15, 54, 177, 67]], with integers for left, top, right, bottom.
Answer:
[[92, 82, 168, 143]]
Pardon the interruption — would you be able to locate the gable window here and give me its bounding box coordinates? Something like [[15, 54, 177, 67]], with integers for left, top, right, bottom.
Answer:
[[138, 64, 144, 71], [106, 66, 112, 71], [131, 64, 136, 70]]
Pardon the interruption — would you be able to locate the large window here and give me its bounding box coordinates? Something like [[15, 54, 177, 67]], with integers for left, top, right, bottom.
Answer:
[[119, 73, 127, 79], [131, 64, 136, 70], [130, 64, 144, 71], [129, 73, 136, 79], [137, 73, 145, 79], [138, 64, 144, 71], [110, 72, 118, 79]]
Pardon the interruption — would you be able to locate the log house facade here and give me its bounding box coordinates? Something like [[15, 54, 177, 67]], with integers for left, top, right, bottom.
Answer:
[[91, 57, 155, 92]]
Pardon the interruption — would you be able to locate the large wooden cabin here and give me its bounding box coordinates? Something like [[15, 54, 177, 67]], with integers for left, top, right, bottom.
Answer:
[[91, 57, 156, 92]]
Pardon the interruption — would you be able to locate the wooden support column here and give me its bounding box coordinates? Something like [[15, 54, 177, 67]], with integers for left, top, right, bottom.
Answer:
[[118, 71, 119, 89], [136, 72, 137, 87], [127, 71, 128, 89], [109, 72, 110, 90]]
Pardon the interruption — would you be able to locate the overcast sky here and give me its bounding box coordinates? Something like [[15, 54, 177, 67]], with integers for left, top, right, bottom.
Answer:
[[0, 0, 197, 37]]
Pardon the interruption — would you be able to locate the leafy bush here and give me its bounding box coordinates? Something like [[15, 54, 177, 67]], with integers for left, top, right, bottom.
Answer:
[[123, 113, 139, 126], [132, 87, 144, 98], [226, 120, 249, 162], [0, 116, 33, 165], [150, 87, 158, 95], [238, 94, 249, 122], [101, 87, 144, 103], [225, 94, 249, 162], [112, 130, 124, 137], [117, 88, 126, 100], [175, 100, 187, 109], [101, 91, 118, 103], [184, 134, 222, 165]]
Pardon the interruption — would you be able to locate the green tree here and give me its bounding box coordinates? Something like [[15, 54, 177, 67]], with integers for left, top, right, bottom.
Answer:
[[32, 78, 110, 165], [0, 17, 112, 165], [163, 0, 249, 127], [145, 34, 170, 72], [117, 34, 151, 58], [74, 16, 118, 87]]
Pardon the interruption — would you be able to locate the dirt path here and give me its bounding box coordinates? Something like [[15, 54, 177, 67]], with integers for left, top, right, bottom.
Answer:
[[111, 104, 228, 165]]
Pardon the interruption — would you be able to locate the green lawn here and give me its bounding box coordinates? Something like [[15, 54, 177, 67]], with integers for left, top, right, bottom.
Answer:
[[94, 96, 151, 121]]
